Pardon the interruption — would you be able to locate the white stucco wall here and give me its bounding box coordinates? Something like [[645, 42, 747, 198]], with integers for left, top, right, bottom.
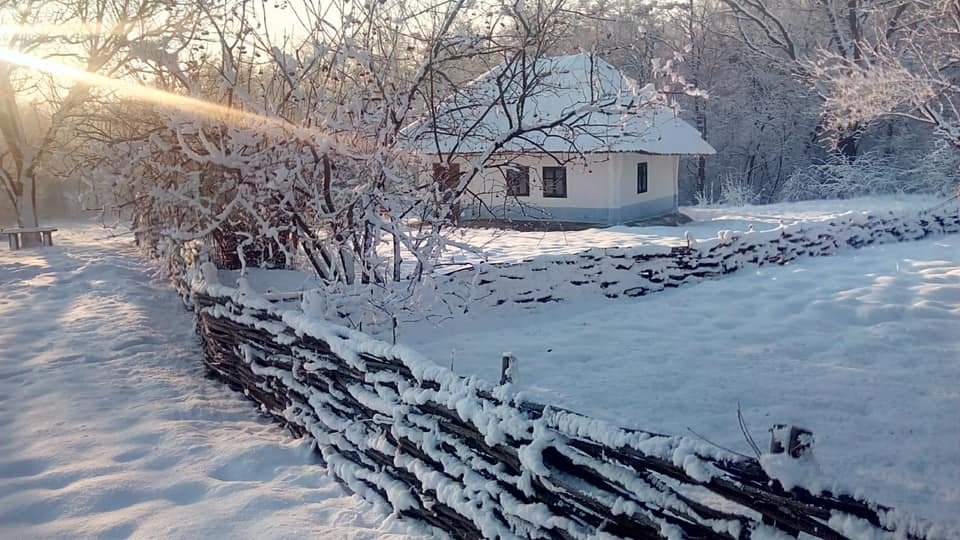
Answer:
[[464, 154, 615, 218], [455, 152, 679, 224], [612, 154, 679, 221], [614, 154, 678, 206]]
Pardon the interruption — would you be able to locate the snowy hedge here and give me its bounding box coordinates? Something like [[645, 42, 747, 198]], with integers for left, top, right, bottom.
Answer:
[[191, 267, 955, 540], [309, 205, 960, 337]]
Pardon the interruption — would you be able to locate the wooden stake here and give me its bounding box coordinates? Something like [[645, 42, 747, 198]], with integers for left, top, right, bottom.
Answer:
[[500, 353, 516, 385], [770, 424, 814, 458]]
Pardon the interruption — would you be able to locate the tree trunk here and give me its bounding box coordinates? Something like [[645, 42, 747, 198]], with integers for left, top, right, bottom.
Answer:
[[810, 120, 861, 162], [835, 129, 860, 162], [392, 230, 402, 282], [15, 186, 39, 228]]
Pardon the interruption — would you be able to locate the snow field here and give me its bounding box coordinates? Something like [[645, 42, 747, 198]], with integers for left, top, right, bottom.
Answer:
[[401, 235, 960, 527], [0, 225, 422, 539], [4, 196, 955, 537]]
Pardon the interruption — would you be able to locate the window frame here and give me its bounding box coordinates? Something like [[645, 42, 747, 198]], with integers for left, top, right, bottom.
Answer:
[[637, 162, 649, 194], [506, 165, 530, 197], [542, 166, 568, 198]]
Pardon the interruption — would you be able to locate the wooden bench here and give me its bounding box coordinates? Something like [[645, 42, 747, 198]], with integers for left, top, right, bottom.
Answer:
[[1, 227, 58, 250]]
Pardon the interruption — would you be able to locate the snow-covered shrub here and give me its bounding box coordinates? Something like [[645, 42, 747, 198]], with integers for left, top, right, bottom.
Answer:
[[691, 171, 761, 207], [909, 140, 960, 195], [692, 189, 714, 207], [718, 171, 760, 207], [781, 146, 958, 202], [780, 153, 894, 201]]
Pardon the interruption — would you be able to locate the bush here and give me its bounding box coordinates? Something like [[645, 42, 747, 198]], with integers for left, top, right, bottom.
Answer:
[[692, 171, 760, 207], [780, 145, 959, 202], [718, 171, 760, 207]]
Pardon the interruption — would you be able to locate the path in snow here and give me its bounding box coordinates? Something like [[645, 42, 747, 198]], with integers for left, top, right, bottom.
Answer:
[[0, 225, 421, 539], [403, 235, 960, 526]]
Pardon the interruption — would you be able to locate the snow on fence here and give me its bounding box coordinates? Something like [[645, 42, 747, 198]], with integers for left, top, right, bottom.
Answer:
[[311, 206, 960, 335], [192, 267, 954, 540]]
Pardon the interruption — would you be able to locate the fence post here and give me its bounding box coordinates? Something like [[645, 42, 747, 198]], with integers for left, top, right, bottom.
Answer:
[[500, 353, 516, 385], [769, 424, 814, 458], [763, 424, 814, 537]]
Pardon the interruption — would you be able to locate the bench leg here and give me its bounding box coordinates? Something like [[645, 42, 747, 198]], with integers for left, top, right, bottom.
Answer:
[[8, 234, 20, 250]]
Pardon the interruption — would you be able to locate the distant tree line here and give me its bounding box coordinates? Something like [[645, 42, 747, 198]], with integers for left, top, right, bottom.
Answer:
[[551, 0, 959, 204]]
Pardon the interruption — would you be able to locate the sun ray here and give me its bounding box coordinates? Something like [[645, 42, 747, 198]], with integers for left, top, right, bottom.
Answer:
[[0, 22, 130, 38], [0, 46, 318, 138]]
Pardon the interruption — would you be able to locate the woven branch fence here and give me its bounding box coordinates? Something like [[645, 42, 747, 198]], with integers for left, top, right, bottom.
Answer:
[[308, 206, 960, 336], [193, 274, 953, 539]]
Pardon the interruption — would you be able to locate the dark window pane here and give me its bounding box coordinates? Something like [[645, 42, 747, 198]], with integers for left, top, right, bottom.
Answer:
[[433, 163, 461, 190], [637, 162, 648, 193], [506, 166, 530, 196], [543, 166, 567, 198]]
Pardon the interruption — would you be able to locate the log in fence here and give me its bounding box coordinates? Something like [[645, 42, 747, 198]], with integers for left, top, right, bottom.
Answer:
[[192, 267, 954, 539]]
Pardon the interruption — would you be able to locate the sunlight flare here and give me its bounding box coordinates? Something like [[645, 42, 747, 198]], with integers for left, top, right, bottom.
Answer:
[[0, 22, 126, 38], [0, 46, 308, 135]]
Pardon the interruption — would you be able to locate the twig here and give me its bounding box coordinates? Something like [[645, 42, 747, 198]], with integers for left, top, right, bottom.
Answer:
[[686, 427, 756, 461], [738, 403, 763, 459]]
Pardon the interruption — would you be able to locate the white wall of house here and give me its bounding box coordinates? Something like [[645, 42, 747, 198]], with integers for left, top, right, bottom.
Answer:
[[612, 153, 679, 222], [457, 152, 679, 224]]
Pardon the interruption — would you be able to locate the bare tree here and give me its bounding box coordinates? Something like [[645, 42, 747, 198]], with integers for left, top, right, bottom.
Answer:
[[808, 0, 960, 154], [718, 0, 920, 160], [81, 0, 691, 291]]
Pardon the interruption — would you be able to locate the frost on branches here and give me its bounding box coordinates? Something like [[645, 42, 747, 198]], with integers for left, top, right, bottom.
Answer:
[[82, 0, 699, 300], [807, 0, 960, 155]]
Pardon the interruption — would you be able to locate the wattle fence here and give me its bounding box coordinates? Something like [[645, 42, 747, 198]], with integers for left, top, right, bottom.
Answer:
[[311, 206, 960, 336], [189, 205, 960, 538], [193, 267, 954, 539]]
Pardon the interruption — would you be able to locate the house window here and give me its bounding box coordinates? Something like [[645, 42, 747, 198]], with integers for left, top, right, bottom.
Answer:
[[433, 163, 461, 190], [506, 166, 530, 196], [637, 162, 648, 194], [542, 166, 567, 198]]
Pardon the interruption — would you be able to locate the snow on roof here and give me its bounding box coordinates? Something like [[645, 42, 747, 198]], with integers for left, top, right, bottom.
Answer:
[[404, 54, 715, 156]]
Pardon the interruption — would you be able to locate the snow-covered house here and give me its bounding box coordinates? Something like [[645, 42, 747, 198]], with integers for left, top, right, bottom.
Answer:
[[406, 54, 715, 225]]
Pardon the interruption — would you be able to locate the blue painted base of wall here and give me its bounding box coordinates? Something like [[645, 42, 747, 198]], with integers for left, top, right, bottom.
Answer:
[[462, 195, 677, 225], [616, 197, 677, 223]]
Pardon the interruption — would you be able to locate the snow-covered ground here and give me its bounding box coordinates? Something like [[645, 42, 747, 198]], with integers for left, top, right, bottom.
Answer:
[[439, 194, 945, 265], [3, 197, 957, 536], [0, 225, 421, 539], [401, 233, 960, 526]]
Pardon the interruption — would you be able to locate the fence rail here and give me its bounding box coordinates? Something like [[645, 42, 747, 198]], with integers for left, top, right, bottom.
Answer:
[[193, 272, 952, 539], [311, 206, 960, 337]]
